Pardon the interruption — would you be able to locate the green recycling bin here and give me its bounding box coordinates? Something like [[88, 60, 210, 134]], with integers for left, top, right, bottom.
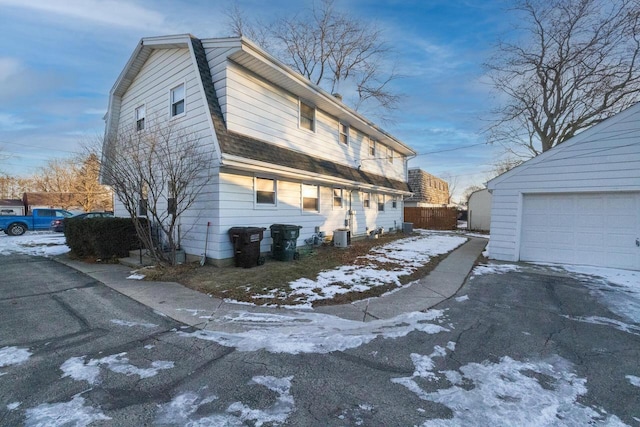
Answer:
[[270, 224, 302, 261], [228, 226, 266, 268]]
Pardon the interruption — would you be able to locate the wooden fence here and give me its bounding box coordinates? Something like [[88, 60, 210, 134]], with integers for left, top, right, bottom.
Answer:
[[404, 207, 458, 230]]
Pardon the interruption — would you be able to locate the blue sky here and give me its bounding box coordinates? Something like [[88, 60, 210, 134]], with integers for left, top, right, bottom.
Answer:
[[0, 0, 513, 200]]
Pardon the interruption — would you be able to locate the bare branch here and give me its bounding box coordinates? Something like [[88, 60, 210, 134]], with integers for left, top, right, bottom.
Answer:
[[485, 0, 640, 156]]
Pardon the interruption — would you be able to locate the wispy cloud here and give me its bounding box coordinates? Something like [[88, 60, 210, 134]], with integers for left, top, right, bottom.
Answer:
[[0, 113, 36, 132], [0, 57, 21, 82], [0, 0, 167, 31]]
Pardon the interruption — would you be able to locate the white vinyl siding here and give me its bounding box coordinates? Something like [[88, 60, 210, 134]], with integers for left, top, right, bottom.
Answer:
[[222, 63, 407, 181]]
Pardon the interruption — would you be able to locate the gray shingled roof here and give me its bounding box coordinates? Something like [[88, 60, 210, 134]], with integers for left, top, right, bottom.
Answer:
[[190, 37, 410, 193]]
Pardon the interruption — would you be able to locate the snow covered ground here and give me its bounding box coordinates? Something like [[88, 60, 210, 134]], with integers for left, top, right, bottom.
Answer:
[[0, 231, 69, 257]]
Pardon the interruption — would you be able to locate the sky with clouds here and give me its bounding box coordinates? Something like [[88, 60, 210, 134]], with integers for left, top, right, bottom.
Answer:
[[0, 0, 516, 200]]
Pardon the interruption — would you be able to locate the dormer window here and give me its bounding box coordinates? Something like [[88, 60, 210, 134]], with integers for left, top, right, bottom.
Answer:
[[339, 122, 349, 145], [170, 83, 185, 117], [135, 105, 145, 131], [300, 101, 315, 131]]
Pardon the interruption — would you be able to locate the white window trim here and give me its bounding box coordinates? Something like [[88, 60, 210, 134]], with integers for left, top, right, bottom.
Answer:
[[254, 177, 278, 209], [392, 196, 398, 209], [387, 146, 394, 163], [135, 103, 146, 132], [377, 194, 385, 211], [302, 183, 320, 213], [169, 81, 186, 119], [339, 122, 349, 145], [299, 100, 316, 133], [369, 138, 376, 156], [332, 188, 344, 210], [362, 191, 371, 209]]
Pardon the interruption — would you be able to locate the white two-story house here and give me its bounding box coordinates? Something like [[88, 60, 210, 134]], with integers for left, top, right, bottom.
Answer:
[[102, 34, 416, 264]]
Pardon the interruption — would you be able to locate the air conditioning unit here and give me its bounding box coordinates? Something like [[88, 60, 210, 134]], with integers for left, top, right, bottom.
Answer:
[[334, 229, 350, 248]]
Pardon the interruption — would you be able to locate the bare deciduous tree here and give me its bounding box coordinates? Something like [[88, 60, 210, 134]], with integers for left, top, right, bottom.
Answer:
[[441, 172, 459, 205], [227, 0, 401, 120], [486, 0, 640, 157], [73, 153, 113, 212], [462, 185, 485, 207], [101, 121, 213, 266]]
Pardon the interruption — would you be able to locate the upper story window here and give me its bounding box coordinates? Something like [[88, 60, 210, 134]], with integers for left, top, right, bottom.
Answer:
[[256, 177, 276, 205], [369, 138, 376, 156], [387, 146, 394, 163], [135, 105, 145, 131], [392, 196, 398, 209], [302, 184, 319, 211], [170, 83, 185, 117], [339, 123, 349, 145], [333, 188, 343, 208], [300, 101, 315, 132]]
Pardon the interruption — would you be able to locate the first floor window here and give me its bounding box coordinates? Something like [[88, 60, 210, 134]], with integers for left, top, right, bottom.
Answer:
[[138, 183, 148, 216], [256, 177, 276, 205], [333, 188, 343, 208], [362, 192, 370, 208], [392, 196, 398, 209], [135, 105, 145, 131], [377, 194, 385, 211], [303, 184, 319, 211], [170, 83, 185, 117]]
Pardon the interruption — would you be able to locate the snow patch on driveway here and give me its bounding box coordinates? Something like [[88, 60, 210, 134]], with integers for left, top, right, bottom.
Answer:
[[156, 376, 294, 426], [471, 263, 521, 276], [0, 346, 32, 367], [560, 265, 640, 324], [179, 310, 448, 354], [626, 375, 640, 387], [24, 394, 110, 427], [61, 352, 174, 385], [110, 319, 158, 328], [393, 346, 626, 426]]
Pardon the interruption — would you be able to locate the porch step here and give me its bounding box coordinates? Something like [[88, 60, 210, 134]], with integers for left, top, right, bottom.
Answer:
[[119, 249, 155, 268]]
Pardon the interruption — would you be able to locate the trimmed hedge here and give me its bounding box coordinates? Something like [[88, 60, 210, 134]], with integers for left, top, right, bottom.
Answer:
[[65, 217, 143, 259]]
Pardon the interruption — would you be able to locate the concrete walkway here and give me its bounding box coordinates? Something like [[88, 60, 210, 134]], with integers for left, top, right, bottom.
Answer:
[[56, 236, 487, 329]]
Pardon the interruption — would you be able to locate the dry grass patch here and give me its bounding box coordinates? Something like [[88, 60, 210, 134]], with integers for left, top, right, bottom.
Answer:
[[140, 232, 453, 307]]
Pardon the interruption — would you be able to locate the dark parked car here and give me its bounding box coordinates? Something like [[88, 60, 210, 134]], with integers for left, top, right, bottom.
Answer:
[[50, 212, 114, 232]]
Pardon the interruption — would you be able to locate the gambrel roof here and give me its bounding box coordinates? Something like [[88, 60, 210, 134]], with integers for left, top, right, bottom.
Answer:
[[103, 35, 413, 193]]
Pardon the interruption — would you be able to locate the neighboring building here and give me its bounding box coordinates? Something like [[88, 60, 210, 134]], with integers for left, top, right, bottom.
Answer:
[[487, 103, 640, 271], [404, 168, 449, 207], [0, 199, 25, 216], [22, 193, 82, 212], [102, 35, 416, 264], [467, 188, 491, 231]]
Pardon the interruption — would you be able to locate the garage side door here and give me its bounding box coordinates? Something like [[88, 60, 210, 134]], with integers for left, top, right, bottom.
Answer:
[[520, 193, 640, 270]]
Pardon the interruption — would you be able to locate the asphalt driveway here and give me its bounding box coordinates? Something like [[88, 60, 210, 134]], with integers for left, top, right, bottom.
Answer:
[[0, 252, 638, 426]]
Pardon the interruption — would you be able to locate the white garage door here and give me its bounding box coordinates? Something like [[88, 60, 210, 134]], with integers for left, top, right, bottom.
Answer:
[[520, 192, 640, 270]]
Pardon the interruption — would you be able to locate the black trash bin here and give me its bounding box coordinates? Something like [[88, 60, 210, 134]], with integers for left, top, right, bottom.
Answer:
[[270, 224, 302, 261], [228, 227, 266, 268]]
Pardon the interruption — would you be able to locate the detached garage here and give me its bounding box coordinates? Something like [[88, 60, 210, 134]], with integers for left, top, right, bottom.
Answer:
[[487, 103, 640, 271]]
